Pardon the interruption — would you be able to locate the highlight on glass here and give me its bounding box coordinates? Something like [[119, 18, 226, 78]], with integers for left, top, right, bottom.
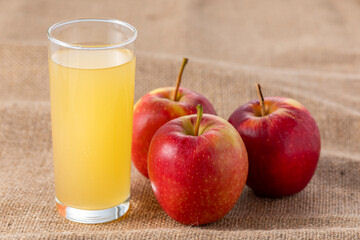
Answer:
[[48, 19, 137, 224]]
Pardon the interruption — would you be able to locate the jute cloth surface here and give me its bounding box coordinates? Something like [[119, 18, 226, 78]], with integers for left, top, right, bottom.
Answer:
[[1, 0, 360, 239]]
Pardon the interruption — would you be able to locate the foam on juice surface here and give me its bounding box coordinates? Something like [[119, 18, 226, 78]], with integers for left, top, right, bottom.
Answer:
[[51, 49, 133, 69]]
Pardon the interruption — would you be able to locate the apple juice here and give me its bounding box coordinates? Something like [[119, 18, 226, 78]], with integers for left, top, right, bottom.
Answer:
[[49, 49, 135, 210]]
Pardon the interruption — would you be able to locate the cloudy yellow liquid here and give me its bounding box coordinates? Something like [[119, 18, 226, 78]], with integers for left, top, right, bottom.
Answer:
[[49, 49, 135, 210]]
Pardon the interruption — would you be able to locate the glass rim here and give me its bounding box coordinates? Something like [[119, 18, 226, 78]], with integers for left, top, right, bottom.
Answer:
[[47, 18, 137, 50]]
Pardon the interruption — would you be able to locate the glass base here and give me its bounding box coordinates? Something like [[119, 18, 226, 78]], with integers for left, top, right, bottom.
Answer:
[[55, 197, 130, 224]]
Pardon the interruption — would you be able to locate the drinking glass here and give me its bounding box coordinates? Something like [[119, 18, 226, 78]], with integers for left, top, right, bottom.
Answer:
[[48, 19, 137, 223]]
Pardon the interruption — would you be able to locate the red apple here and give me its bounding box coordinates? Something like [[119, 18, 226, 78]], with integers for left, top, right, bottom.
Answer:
[[132, 58, 216, 178], [148, 105, 248, 225], [228, 84, 321, 197]]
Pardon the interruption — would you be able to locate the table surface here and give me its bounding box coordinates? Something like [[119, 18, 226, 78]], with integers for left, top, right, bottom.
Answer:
[[1, 0, 360, 239]]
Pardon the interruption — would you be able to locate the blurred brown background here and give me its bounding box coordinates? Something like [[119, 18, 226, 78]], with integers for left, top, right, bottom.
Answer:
[[1, 0, 360, 239], [3, 0, 360, 72]]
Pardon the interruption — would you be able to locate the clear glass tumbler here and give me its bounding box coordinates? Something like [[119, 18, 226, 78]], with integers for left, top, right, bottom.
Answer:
[[48, 19, 137, 224]]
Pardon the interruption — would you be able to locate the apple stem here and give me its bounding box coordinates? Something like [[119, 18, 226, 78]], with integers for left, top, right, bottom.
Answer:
[[194, 104, 203, 136], [256, 83, 266, 116], [173, 58, 189, 101]]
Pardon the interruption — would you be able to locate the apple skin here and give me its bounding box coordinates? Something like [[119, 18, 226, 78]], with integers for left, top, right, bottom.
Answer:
[[148, 113, 248, 225], [132, 87, 217, 178], [228, 97, 320, 198]]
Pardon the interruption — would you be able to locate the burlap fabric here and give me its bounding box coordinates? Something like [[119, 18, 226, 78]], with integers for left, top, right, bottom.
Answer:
[[1, 0, 360, 239]]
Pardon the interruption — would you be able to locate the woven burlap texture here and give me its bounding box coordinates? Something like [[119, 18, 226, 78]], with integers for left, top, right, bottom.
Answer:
[[0, 44, 359, 239]]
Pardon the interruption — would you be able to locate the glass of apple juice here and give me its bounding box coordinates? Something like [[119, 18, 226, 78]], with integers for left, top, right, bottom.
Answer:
[[48, 19, 137, 224]]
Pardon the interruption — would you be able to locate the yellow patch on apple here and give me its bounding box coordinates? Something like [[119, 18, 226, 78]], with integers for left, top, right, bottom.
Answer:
[[150, 87, 171, 95], [284, 98, 304, 109]]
